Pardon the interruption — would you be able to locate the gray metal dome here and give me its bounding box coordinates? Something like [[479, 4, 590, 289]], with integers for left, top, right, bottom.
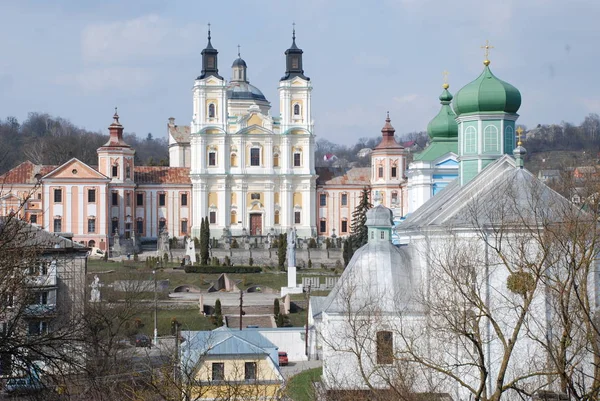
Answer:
[[231, 57, 247, 68], [226, 81, 267, 101], [365, 204, 394, 227]]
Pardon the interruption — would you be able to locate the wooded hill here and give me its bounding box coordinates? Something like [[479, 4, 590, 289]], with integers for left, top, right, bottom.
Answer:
[[1, 112, 599, 175]]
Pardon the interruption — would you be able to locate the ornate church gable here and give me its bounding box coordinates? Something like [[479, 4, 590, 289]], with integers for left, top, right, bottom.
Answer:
[[237, 124, 272, 136], [435, 158, 459, 168]]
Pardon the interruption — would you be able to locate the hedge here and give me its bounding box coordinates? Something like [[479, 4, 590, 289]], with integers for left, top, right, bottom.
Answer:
[[184, 265, 262, 274]]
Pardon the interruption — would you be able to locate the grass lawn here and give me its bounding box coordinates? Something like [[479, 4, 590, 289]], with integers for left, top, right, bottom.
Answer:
[[286, 367, 322, 401], [132, 308, 215, 336], [88, 259, 333, 300]]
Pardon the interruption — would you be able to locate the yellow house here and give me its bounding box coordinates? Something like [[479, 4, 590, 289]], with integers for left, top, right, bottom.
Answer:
[[181, 327, 284, 400]]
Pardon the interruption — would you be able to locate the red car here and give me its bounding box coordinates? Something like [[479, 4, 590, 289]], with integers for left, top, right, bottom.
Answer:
[[278, 351, 289, 366]]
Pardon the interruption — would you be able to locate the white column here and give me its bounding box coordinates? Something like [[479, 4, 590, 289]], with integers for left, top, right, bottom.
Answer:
[[78, 185, 85, 235], [65, 185, 72, 233], [264, 181, 274, 229]]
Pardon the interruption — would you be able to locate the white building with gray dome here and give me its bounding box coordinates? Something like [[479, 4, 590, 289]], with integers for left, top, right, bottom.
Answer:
[[169, 27, 316, 239]]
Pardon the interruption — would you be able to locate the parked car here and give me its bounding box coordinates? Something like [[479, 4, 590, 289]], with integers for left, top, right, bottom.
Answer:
[[88, 247, 105, 259], [278, 351, 289, 366], [134, 334, 152, 348]]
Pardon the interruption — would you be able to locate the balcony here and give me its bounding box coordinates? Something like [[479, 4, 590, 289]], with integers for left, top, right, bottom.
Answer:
[[25, 271, 57, 288]]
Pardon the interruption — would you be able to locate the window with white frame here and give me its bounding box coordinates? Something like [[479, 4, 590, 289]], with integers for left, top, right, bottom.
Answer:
[[293, 103, 301, 116], [464, 126, 477, 154], [483, 125, 499, 153], [208, 103, 216, 118]]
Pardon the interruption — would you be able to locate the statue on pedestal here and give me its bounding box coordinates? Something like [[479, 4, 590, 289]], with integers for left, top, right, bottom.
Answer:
[[90, 275, 102, 302], [287, 228, 297, 268]]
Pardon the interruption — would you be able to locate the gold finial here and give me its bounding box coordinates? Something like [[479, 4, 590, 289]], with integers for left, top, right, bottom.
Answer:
[[442, 70, 449, 89], [481, 39, 494, 66], [516, 126, 524, 146]]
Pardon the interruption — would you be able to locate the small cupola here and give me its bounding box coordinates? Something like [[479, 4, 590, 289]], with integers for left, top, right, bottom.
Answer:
[[426, 81, 458, 141], [231, 45, 248, 83], [374, 113, 403, 150], [103, 108, 130, 147], [280, 24, 310, 81], [365, 204, 394, 243], [198, 24, 223, 80]]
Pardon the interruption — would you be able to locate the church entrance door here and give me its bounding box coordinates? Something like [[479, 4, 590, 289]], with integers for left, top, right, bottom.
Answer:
[[249, 214, 262, 236]]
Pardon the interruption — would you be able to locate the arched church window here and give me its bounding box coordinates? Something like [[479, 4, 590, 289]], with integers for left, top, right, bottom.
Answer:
[[505, 125, 515, 153], [273, 153, 280, 167], [483, 125, 499, 153], [391, 191, 398, 205], [230, 210, 237, 225], [274, 210, 280, 225], [293, 151, 302, 167], [464, 126, 477, 154], [293, 103, 300, 116], [376, 331, 393, 364], [208, 104, 216, 118], [230, 153, 238, 167]]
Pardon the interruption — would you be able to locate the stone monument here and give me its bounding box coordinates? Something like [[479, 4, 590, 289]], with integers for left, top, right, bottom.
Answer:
[[281, 228, 302, 296], [185, 237, 197, 265], [90, 275, 102, 302]]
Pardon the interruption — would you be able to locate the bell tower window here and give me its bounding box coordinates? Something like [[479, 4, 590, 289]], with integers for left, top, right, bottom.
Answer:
[[293, 104, 300, 116], [291, 57, 299, 69], [207, 56, 215, 69], [208, 103, 216, 118]]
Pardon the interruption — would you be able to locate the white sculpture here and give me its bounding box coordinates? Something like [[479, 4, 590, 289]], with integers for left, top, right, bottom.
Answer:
[[90, 275, 102, 302], [186, 237, 197, 265]]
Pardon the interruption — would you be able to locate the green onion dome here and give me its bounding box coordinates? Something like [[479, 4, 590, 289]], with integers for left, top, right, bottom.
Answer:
[[426, 83, 458, 140], [452, 60, 521, 116]]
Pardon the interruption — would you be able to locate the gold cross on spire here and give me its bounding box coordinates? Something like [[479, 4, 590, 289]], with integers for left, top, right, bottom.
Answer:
[[481, 39, 494, 66], [442, 70, 449, 89], [516, 126, 524, 146]]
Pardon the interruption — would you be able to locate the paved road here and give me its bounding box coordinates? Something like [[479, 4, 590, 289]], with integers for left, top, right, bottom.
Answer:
[[280, 360, 322, 378]]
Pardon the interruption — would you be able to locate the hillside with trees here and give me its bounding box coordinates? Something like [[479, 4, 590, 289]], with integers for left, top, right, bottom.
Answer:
[[0, 113, 169, 174], [1, 112, 599, 176]]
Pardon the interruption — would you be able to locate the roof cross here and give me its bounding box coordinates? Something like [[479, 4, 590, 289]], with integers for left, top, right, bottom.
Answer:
[[237, 44, 241, 58], [481, 39, 494, 63], [516, 126, 524, 146], [442, 70, 449, 89], [208, 23, 211, 40], [292, 22, 296, 40]]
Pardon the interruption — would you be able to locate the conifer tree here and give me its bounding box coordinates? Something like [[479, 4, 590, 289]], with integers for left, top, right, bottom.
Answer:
[[273, 299, 280, 318], [200, 217, 209, 265], [350, 186, 372, 250], [343, 238, 353, 267], [278, 233, 287, 271], [213, 299, 224, 327]]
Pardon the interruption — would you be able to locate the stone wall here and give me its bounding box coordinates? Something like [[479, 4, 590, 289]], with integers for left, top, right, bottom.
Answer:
[[170, 248, 343, 268]]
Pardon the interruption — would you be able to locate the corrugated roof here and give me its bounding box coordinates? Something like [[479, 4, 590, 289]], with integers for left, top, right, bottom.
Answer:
[[0, 161, 56, 185], [134, 166, 191, 184], [400, 155, 575, 231]]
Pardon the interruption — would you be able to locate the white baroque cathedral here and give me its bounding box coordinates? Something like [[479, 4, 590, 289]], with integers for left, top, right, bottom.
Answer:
[[169, 28, 316, 238]]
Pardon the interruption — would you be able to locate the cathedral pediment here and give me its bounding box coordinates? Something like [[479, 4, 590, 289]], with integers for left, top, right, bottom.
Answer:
[[43, 158, 108, 181]]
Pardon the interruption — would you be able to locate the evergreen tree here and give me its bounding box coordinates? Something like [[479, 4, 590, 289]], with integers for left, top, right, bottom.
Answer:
[[350, 186, 372, 250], [343, 238, 353, 267], [276, 313, 286, 328], [213, 299, 224, 327], [273, 299, 280, 318], [200, 216, 209, 265], [278, 233, 287, 271]]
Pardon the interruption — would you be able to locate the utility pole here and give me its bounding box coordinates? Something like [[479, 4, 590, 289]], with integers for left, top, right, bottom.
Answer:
[[305, 284, 311, 359], [239, 290, 244, 331], [153, 267, 158, 346]]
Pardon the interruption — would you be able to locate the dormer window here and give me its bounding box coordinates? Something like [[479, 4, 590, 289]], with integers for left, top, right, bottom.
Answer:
[[208, 103, 216, 118]]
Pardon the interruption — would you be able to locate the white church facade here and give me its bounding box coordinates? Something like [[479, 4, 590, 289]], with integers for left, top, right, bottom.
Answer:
[[310, 55, 597, 400], [169, 28, 317, 239]]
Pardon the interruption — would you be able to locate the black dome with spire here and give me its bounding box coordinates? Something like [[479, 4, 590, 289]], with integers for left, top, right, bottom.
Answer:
[[198, 24, 223, 80], [280, 25, 309, 81]]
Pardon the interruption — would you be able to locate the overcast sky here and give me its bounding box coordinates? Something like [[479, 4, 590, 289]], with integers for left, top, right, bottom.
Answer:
[[0, 0, 598, 145]]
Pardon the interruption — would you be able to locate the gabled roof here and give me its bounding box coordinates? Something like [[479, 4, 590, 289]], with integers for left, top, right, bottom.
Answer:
[[0, 161, 56, 185], [134, 167, 191, 185], [168, 124, 191, 144], [316, 167, 370, 186], [401, 155, 575, 232], [42, 158, 108, 181]]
